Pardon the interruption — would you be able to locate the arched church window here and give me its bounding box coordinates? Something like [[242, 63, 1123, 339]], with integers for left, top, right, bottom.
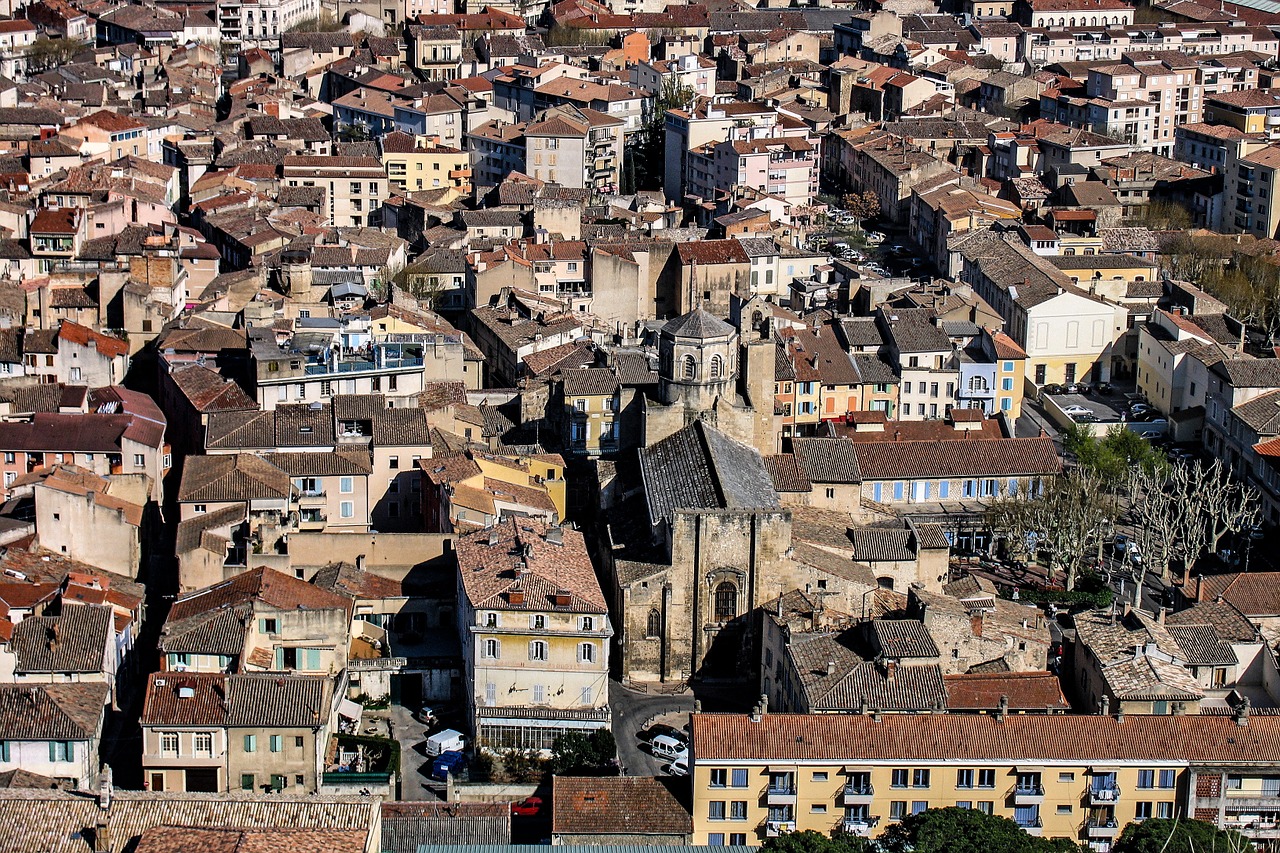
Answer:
[[714, 582, 738, 621]]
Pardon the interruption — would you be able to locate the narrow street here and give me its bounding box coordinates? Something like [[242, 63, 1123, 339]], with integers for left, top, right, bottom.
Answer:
[[609, 679, 693, 777]]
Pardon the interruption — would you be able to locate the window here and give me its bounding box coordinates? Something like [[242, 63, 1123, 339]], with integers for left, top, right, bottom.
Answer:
[[532, 615, 546, 629], [529, 641, 548, 661], [243, 735, 256, 753], [581, 616, 594, 631], [714, 582, 737, 621], [580, 686, 592, 704], [708, 834, 725, 846], [579, 642, 595, 663], [977, 802, 993, 814], [710, 354, 724, 380], [912, 801, 928, 815], [533, 684, 544, 703], [194, 732, 212, 756], [483, 639, 500, 659], [681, 355, 697, 380], [340, 501, 354, 518], [134, 454, 146, 466], [913, 769, 930, 788], [485, 682, 496, 705], [161, 732, 179, 755], [957, 769, 973, 789], [340, 477, 353, 494], [241, 774, 255, 791], [1135, 802, 1153, 820], [892, 769, 909, 788], [261, 618, 278, 634], [270, 735, 282, 753], [485, 613, 498, 628], [731, 768, 749, 788], [709, 801, 726, 820], [295, 736, 304, 748], [1137, 770, 1155, 789], [730, 801, 747, 820], [977, 769, 995, 788], [1058, 772, 1075, 783], [389, 456, 399, 470], [1056, 804, 1072, 814], [711, 769, 727, 787], [1157, 802, 1174, 818], [811, 804, 827, 813], [890, 801, 907, 820], [1158, 770, 1176, 789], [646, 609, 661, 637]]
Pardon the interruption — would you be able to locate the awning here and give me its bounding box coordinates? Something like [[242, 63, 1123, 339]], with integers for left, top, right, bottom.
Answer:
[[1015, 765, 1045, 773], [338, 698, 363, 720]]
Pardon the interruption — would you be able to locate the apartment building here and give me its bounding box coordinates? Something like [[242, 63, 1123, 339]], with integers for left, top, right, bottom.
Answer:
[[281, 156, 387, 228], [690, 711, 1280, 847], [686, 131, 818, 210], [219, 0, 318, 48], [380, 131, 472, 195], [455, 518, 612, 751], [524, 106, 625, 194], [140, 671, 338, 794]]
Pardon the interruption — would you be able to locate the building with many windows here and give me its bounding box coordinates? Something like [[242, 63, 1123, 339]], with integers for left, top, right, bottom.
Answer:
[[690, 710, 1280, 848], [455, 518, 612, 751]]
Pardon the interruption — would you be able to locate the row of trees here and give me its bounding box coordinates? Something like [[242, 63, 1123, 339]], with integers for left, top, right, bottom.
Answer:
[[986, 426, 1258, 596], [761, 812, 1254, 853]]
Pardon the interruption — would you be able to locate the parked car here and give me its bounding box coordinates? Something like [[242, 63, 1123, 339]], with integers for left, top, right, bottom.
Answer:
[[1113, 534, 1129, 554], [1074, 413, 1100, 423], [650, 735, 689, 762], [865, 231, 885, 244], [1065, 382, 1091, 394], [431, 750, 468, 781], [1041, 384, 1066, 395], [1096, 382, 1114, 395], [640, 724, 687, 746], [667, 756, 690, 777], [1062, 405, 1092, 416], [511, 796, 543, 817]]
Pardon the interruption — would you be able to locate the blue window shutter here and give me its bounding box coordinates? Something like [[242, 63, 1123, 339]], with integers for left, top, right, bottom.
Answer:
[[1008, 478, 1018, 495], [924, 481, 932, 500], [0, 741, 8, 762], [873, 483, 882, 502], [274, 647, 283, 669], [64, 742, 72, 761], [893, 481, 903, 501], [306, 648, 320, 670], [939, 481, 949, 498]]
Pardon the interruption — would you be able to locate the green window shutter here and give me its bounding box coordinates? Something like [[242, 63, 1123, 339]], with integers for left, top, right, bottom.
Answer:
[[274, 647, 283, 669], [305, 648, 320, 670], [0, 741, 8, 762], [64, 742, 72, 761], [244, 734, 256, 753], [49, 741, 57, 762], [270, 735, 282, 752], [241, 773, 254, 790]]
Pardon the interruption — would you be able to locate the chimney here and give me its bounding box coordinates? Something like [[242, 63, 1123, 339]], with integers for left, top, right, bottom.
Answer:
[[996, 693, 1009, 722], [1157, 607, 1166, 625], [885, 660, 897, 681], [1100, 695, 1110, 716], [1116, 704, 1124, 723], [1236, 697, 1252, 727], [826, 660, 837, 676], [970, 612, 984, 637]]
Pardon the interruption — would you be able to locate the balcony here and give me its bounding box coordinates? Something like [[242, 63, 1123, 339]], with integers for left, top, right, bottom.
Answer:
[[843, 782, 874, 805], [1087, 819, 1120, 839], [1090, 784, 1121, 805], [765, 820, 797, 837], [766, 784, 798, 805], [297, 490, 326, 503], [1016, 817, 1043, 835], [1013, 784, 1045, 805], [842, 816, 879, 837]]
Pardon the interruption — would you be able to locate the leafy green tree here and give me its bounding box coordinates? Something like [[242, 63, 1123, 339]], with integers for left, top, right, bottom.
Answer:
[[25, 37, 79, 73], [549, 728, 617, 775], [761, 829, 870, 853], [880, 807, 1083, 853], [632, 77, 695, 191], [1111, 818, 1254, 853]]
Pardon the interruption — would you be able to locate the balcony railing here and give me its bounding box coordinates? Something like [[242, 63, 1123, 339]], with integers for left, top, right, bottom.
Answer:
[[1087, 819, 1120, 838], [843, 782, 874, 798], [842, 816, 879, 836], [1015, 816, 1043, 829], [765, 820, 797, 837], [1090, 783, 1121, 804]]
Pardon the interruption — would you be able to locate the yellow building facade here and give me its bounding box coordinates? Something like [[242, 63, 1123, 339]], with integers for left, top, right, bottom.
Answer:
[[690, 712, 1280, 848]]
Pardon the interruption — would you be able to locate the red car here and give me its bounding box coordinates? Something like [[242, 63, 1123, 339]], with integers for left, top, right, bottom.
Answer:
[[511, 796, 543, 817]]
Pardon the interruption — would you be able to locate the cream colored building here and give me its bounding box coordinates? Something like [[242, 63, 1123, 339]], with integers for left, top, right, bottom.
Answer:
[[456, 518, 611, 751], [281, 155, 387, 228], [380, 131, 472, 195]]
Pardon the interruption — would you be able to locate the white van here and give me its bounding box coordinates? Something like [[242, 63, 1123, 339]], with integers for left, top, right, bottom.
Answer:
[[425, 728, 466, 756], [650, 735, 687, 762], [668, 756, 689, 777]]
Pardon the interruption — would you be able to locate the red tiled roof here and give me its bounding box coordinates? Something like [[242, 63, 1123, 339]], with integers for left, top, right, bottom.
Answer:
[[57, 321, 127, 359], [692, 711, 1280, 762], [943, 671, 1069, 711]]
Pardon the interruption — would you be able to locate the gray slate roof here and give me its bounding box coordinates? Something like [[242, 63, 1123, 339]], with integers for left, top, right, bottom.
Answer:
[[661, 308, 734, 340], [12, 605, 111, 674], [639, 421, 779, 526]]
